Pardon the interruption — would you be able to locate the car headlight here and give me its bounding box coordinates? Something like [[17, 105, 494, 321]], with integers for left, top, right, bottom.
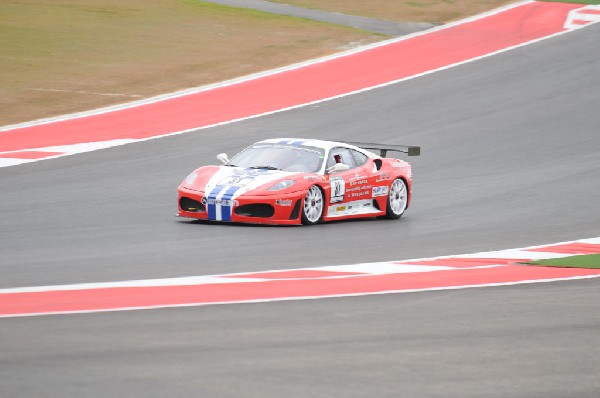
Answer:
[[185, 172, 197, 185], [269, 179, 296, 191]]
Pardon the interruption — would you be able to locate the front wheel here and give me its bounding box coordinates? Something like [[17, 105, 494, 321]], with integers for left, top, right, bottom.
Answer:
[[301, 185, 324, 225], [385, 178, 408, 219]]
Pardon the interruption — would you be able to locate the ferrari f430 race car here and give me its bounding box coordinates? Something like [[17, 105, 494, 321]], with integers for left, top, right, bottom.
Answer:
[[177, 138, 419, 225]]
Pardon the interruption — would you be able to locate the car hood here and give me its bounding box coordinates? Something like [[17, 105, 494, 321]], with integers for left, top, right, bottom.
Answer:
[[201, 166, 299, 198]]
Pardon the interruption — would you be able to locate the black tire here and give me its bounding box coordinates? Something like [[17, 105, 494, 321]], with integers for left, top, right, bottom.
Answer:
[[301, 185, 324, 225], [385, 178, 408, 219]]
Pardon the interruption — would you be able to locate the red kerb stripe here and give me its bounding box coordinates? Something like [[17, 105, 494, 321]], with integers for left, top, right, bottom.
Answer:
[[571, 19, 592, 25], [527, 243, 600, 254], [0, 151, 64, 159], [578, 9, 600, 15], [2, 265, 599, 317]]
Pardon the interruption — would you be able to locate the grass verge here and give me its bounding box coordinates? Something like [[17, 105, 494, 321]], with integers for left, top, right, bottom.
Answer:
[[522, 254, 600, 269], [0, 0, 383, 126]]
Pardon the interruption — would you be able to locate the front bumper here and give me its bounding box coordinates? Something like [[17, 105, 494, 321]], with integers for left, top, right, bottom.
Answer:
[[178, 186, 304, 225]]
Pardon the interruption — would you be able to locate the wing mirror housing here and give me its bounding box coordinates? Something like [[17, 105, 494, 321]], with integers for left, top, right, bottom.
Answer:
[[326, 163, 350, 174], [217, 153, 229, 164]]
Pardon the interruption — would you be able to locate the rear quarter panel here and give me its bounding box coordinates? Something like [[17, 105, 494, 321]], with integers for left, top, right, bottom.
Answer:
[[380, 158, 413, 208]]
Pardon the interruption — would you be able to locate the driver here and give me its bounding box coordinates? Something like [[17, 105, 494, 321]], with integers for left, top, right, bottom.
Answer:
[[285, 149, 320, 172]]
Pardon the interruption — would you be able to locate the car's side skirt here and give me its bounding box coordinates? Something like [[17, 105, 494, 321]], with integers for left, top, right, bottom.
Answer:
[[326, 199, 383, 218]]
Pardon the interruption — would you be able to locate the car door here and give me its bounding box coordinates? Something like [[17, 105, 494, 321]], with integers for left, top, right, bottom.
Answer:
[[325, 147, 373, 216]]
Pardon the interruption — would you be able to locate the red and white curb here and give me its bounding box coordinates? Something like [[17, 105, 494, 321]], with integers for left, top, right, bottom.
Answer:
[[564, 5, 600, 29], [1, 1, 597, 168], [1, 237, 599, 318]]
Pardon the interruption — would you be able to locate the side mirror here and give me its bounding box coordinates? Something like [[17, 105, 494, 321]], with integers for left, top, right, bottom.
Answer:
[[217, 153, 229, 164], [326, 163, 350, 174]]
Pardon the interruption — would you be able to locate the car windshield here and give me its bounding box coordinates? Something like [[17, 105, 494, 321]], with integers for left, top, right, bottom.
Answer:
[[227, 143, 325, 173]]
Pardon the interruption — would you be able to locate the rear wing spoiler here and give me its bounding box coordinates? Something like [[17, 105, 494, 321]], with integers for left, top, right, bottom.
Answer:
[[347, 142, 421, 157]]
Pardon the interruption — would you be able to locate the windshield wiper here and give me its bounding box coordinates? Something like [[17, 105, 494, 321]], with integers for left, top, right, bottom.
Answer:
[[224, 163, 237, 167], [250, 165, 280, 170]]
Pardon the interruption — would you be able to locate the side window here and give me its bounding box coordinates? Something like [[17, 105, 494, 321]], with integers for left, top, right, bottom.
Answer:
[[350, 149, 368, 167], [326, 147, 356, 169]]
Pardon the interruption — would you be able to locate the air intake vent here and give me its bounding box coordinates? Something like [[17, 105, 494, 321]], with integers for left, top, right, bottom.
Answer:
[[234, 204, 274, 218], [180, 197, 205, 212], [289, 200, 302, 220], [372, 199, 381, 211]]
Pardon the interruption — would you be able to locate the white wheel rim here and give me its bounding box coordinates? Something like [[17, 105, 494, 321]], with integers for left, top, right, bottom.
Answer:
[[304, 186, 323, 223], [389, 179, 407, 215]]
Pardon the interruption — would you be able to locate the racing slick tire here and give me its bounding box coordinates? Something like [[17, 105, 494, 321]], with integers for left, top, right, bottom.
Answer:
[[385, 178, 408, 219], [301, 185, 324, 225]]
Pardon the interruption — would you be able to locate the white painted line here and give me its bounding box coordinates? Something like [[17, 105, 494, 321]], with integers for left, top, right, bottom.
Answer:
[[579, 237, 600, 244], [0, 158, 37, 168], [315, 262, 455, 274], [0, 139, 138, 156], [0, 276, 266, 295], [459, 250, 574, 260]]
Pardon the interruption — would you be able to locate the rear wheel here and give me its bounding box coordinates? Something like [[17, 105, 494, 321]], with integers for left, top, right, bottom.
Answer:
[[301, 185, 323, 225], [385, 178, 408, 219]]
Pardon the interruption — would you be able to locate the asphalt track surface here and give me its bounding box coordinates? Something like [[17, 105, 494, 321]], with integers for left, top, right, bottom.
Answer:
[[1, 22, 599, 398], [204, 0, 435, 36]]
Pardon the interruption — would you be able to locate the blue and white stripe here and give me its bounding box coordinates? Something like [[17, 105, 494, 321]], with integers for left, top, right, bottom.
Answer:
[[204, 167, 292, 221]]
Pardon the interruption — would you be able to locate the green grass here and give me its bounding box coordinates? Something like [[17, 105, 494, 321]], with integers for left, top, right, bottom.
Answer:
[[523, 254, 600, 269]]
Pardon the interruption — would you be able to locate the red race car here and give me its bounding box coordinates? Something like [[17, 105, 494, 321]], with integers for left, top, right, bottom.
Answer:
[[177, 138, 419, 225]]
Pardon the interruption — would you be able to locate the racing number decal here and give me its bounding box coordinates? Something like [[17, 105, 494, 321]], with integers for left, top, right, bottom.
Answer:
[[330, 176, 345, 203]]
